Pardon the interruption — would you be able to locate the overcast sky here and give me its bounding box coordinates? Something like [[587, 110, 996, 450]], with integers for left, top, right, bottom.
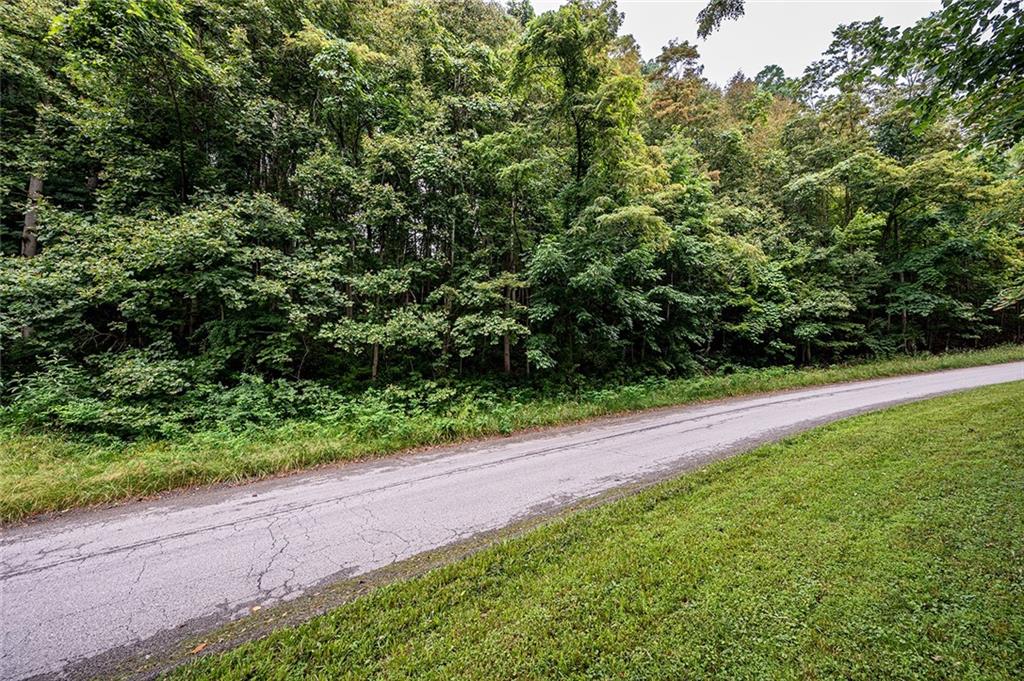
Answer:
[[530, 1, 941, 85]]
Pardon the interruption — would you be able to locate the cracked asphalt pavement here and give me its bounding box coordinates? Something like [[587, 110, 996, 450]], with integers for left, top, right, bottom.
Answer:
[[2, 362, 1022, 679]]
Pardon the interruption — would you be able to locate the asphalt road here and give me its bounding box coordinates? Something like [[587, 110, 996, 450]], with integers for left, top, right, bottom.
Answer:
[[2, 362, 1022, 680]]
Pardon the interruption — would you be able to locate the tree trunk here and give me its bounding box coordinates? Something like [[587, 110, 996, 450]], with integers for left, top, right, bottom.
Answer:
[[21, 175, 42, 257], [503, 333, 511, 374], [899, 270, 908, 352], [371, 343, 380, 380], [163, 63, 189, 202]]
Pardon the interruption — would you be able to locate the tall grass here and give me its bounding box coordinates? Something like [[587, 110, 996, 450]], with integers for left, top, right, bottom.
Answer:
[[3, 345, 1023, 523]]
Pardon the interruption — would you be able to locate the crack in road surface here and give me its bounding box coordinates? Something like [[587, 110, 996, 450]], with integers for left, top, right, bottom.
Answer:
[[2, 362, 1022, 680]]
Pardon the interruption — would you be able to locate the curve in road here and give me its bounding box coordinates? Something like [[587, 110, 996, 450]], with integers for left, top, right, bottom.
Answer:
[[2, 362, 1022, 679]]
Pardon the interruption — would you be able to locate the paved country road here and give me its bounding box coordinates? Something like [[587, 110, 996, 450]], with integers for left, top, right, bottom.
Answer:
[[2, 363, 1023, 680]]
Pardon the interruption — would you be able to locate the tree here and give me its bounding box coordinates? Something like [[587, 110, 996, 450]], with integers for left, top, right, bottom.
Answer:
[[696, 0, 744, 39], [1, 0, 1020, 439], [754, 65, 798, 100], [698, 0, 1023, 145], [899, 0, 1024, 147], [54, 0, 211, 205], [513, 0, 621, 185]]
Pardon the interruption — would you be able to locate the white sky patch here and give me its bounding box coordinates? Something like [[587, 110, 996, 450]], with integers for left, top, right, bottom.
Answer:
[[530, 0, 941, 85]]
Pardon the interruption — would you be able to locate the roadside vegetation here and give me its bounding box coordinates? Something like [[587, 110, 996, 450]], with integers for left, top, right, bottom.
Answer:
[[3, 0, 1023, 439], [2, 345, 1022, 522], [172, 381, 1024, 680], [3, 0, 1022, 520]]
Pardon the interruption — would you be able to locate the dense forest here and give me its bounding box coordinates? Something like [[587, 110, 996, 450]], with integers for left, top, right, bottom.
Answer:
[[2, 0, 1022, 438]]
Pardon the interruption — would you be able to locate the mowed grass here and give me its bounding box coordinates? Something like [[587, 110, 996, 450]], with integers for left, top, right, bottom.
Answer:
[[3, 345, 1024, 523], [172, 381, 1024, 680]]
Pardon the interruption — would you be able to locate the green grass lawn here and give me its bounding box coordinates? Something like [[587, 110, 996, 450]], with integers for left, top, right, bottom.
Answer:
[[171, 381, 1024, 680], [2, 345, 1023, 523]]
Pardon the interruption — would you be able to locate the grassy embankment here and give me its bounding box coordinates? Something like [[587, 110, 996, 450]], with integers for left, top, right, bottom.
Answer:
[[174, 380, 1024, 680], [2, 344, 1023, 523]]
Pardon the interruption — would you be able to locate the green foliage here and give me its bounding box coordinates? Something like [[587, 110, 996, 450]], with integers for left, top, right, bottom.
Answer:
[[1, 0, 1022, 444], [696, 0, 745, 39], [901, 0, 1024, 148]]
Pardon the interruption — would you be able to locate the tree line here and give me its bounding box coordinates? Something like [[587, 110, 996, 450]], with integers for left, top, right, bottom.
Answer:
[[1, 0, 1022, 437]]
